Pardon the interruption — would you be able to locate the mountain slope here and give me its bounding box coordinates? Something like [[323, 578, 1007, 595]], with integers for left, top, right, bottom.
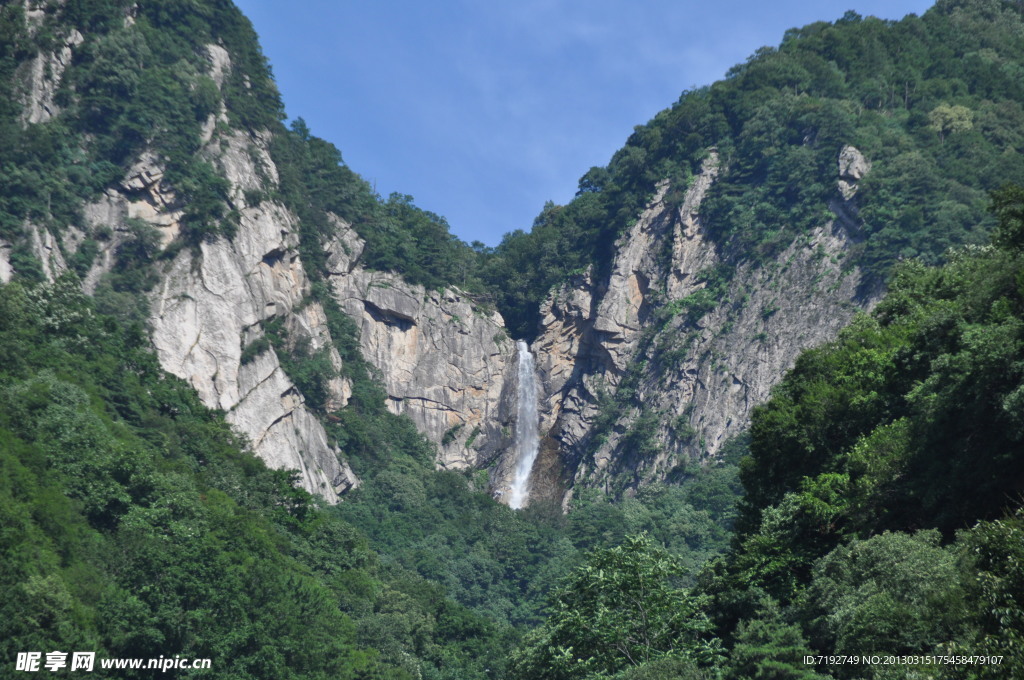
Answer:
[[0, 0, 521, 500], [4, 1, 1024, 678], [485, 0, 1024, 504], [689, 188, 1024, 679], [4, 1, 1024, 510]]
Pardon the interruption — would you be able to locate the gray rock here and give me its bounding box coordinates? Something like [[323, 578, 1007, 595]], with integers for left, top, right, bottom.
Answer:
[[0, 239, 12, 284], [205, 44, 232, 89], [27, 223, 68, 281], [148, 192, 357, 502], [838, 145, 871, 200], [530, 149, 879, 506], [75, 127, 363, 503], [327, 235, 517, 472], [16, 26, 82, 126]]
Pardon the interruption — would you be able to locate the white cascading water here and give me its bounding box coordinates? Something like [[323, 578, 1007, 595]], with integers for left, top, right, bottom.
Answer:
[[508, 340, 540, 509]]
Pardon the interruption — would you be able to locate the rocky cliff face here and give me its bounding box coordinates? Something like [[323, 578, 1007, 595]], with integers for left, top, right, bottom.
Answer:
[[8, 11, 520, 502], [121, 139, 359, 502], [324, 223, 518, 474], [146, 219, 358, 502], [4, 1, 888, 510], [67, 133, 876, 509], [14, 5, 83, 126], [530, 147, 881, 506], [10, 29, 359, 502], [136, 136, 361, 502]]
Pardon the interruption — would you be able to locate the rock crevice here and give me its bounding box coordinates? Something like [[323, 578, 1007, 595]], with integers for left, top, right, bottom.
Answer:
[[326, 235, 518, 473], [530, 148, 880, 506]]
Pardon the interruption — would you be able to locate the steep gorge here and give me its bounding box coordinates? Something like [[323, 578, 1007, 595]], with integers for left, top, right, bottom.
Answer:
[[3, 0, 1020, 513], [6, 2, 1024, 677]]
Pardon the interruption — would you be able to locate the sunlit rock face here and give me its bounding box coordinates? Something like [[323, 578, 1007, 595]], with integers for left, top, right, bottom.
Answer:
[[13, 32, 361, 503], [145, 128, 360, 503], [324, 224, 518, 475], [529, 150, 880, 507]]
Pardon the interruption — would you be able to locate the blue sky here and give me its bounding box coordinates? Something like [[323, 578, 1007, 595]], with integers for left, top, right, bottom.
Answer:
[[233, 0, 935, 246]]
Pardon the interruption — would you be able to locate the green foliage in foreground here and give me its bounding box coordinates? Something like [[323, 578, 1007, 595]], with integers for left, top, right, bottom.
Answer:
[[0, 276, 510, 679], [509, 535, 721, 680], [0, 272, 742, 679], [683, 187, 1024, 678], [506, 189, 1024, 680], [741, 220, 1024, 543]]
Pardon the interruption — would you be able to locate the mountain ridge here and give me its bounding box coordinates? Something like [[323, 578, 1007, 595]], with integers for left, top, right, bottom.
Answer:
[[4, 1, 1024, 678], [4, 0, 1024, 507]]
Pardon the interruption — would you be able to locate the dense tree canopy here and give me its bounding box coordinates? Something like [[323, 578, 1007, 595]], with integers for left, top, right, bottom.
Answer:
[[509, 535, 720, 680], [691, 185, 1024, 678], [3, 0, 1024, 678]]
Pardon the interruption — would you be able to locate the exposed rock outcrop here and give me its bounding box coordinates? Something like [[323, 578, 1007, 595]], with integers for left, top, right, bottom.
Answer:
[[228, 342, 358, 497], [0, 239, 13, 284], [149, 211, 357, 501], [14, 137, 359, 501], [6, 23, 369, 503], [145, 129, 357, 502], [27, 223, 68, 281], [326, 228, 517, 472], [16, 24, 83, 126], [120, 153, 184, 249], [532, 155, 720, 460], [838, 145, 870, 200], [35, 66, 362, 502], [530, 148, 880, 506]]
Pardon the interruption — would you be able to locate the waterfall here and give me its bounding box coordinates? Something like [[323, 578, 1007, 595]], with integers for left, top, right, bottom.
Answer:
[[508, 340, 540, 509]]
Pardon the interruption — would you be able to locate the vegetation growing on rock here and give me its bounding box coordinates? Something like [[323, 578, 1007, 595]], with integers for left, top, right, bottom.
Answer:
[[2, 0, 1024, 678]]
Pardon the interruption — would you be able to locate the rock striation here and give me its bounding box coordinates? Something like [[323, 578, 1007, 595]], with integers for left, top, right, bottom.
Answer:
[[148, 202, 359, 502], [325, 225, 518, 474], [17, 36, 363, 502], [15, 21, 83, 126], [530, 148, 881, 506], [26, 223, 69, 281]]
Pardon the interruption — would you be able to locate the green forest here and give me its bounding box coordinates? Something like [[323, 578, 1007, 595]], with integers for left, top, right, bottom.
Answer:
[[2, 0, 1024, 677]]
